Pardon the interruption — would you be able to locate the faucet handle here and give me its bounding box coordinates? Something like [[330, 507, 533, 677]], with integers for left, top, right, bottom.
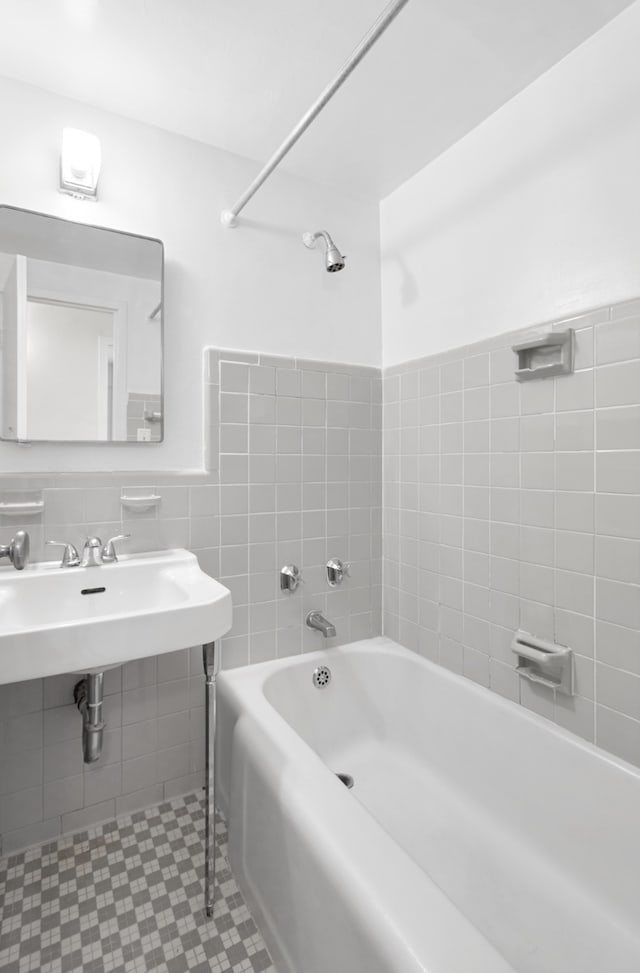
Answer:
[[280, 564, 303, 593], [326, 557, 351, 587], [46, 539, 80, 568], [101, 533, 130, 564]]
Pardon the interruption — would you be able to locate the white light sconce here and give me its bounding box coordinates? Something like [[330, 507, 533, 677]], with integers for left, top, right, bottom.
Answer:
[[59, 127, 101, 200]]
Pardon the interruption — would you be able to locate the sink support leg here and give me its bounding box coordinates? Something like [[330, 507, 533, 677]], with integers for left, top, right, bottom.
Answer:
[[202, 641, 219, 918]]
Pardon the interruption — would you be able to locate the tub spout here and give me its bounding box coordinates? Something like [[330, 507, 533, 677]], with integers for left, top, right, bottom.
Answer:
[[306, 610, 336, 638]]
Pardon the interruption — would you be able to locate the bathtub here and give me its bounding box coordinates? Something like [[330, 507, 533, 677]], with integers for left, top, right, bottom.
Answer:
[[216, 637, 640, 973]]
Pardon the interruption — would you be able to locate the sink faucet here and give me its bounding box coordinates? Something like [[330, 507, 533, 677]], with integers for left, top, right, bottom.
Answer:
[[0, 530, 30, 570], [81, 536, 104, 567], [81, 534, 130, 567], [306, 610, 336, 638], [46, 534, 130, 568]]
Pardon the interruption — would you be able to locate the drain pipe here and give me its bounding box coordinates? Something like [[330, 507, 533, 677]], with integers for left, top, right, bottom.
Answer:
[[74, 672, 105, 763]]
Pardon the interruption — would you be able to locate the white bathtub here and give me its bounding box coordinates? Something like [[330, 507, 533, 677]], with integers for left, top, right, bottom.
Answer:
[[217, 637, 640, 973]]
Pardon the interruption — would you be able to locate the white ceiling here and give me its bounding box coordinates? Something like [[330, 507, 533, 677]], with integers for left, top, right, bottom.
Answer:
[[0, 0, 634, 200]]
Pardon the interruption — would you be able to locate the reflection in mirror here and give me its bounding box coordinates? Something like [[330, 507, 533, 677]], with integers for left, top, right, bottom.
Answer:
[[0, 206, 163, 443]]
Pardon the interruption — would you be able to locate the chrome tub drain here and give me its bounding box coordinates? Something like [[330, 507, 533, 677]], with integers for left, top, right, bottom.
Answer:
[[312, 665, 331, 688]]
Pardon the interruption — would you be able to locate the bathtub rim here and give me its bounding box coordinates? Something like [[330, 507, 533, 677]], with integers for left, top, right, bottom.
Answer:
[[218, 635, 640, 784]]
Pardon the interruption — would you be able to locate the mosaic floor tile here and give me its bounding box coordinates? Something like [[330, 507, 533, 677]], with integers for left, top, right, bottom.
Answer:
[[0, 793, 275, 973]]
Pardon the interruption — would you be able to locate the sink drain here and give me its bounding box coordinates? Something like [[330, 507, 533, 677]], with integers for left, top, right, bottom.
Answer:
[[335, 772, 354, 789]]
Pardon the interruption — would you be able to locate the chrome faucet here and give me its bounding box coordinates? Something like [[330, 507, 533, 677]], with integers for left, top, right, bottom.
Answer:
[[81, 536, 104, 567], [0, 530, 30, 570], [306, 610, 336, 638], [46, 534, 130, 568], [81, 534, 130, 567]]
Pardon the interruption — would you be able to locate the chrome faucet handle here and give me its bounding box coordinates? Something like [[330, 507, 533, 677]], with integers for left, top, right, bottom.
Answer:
[[280, 564, 303, 593], [1, 529, 31, 570], [101, 534, 131, 564], [81, 536, 103, 567], [326, 557, 351, 587], [46, 539, 80, 568]]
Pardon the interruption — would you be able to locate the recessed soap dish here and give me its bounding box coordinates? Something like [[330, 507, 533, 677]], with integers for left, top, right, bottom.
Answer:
[[512, 629, 573, 695], [120, 494, 161, 512], [0, 500, 45, 516], [513, 328, 574, 381]]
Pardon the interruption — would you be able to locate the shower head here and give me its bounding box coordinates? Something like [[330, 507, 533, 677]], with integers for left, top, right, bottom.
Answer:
[[302, 230, 346, 273]]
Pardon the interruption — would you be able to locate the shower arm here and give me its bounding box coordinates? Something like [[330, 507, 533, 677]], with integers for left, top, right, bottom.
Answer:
[[303, 230, 331, 249], [220, 0, 411, 227]]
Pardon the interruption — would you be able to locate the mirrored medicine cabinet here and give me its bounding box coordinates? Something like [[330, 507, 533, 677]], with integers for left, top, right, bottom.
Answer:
[[0, 205, 163, 443]]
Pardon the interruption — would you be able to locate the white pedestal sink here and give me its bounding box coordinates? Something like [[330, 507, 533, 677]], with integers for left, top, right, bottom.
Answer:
[[0, 548, 232, 684]]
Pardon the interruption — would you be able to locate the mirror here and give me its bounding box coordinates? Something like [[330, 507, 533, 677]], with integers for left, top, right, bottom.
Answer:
[[0, 205, 163, 443]]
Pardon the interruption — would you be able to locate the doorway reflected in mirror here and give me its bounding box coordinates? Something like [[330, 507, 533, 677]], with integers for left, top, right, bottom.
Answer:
[[0, 206, 163, 443]]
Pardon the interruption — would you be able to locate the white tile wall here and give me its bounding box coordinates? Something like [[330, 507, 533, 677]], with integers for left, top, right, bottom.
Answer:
[[384, 299, 640, 768]]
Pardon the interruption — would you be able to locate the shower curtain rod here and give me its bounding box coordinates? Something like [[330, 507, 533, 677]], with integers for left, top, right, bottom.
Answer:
[[220, 0, 411, 227]]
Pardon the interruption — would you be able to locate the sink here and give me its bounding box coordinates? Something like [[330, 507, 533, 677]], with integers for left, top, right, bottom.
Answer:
[[0, 548, 232, 684]]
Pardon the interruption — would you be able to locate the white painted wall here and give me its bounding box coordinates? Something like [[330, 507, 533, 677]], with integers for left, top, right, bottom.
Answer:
[[0, 75, 380, 470], [380, 1, 640, 366]]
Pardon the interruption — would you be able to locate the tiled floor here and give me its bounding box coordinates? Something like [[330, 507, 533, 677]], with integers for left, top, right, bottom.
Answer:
[[0, 792, 276, 973]]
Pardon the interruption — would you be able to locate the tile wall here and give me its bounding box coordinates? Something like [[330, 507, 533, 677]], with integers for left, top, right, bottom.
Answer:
[[0, 348, 382, 853], [126, 392, 162, 442], [383, 298, 640, 768], [207, 348, 382, 666]]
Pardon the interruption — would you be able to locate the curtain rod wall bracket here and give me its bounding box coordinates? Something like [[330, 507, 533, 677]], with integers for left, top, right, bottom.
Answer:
[[221, 210, 238, 228]]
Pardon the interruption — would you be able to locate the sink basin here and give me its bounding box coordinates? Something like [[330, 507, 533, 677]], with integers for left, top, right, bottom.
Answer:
[[0, 548, 232, 684]]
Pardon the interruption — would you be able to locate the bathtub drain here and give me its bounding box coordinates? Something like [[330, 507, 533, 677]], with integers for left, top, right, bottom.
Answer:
[[336, 772, 354, 789], [312, 665, 331, 688]]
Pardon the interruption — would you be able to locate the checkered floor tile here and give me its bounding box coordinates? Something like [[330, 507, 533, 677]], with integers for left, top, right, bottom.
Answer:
[[0, 792, 276, 973]]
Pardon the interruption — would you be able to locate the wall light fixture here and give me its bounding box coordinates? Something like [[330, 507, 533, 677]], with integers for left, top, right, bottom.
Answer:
[[59, 127, 101, 200]]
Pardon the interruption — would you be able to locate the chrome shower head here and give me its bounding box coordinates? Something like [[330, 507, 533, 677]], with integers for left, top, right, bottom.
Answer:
[[302, 230, 346, 273]]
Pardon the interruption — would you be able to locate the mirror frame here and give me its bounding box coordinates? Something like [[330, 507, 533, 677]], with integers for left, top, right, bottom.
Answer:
[[0, 204, 164, 445]]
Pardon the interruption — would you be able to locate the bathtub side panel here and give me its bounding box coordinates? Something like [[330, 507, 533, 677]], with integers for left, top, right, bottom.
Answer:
[[226, 712, 513, 973], [227, 716, 392, 973]]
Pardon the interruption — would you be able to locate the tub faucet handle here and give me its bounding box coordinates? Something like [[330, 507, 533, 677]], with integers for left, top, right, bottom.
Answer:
[[326, 557, 350, 587], [280, 564, 303, 593]]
